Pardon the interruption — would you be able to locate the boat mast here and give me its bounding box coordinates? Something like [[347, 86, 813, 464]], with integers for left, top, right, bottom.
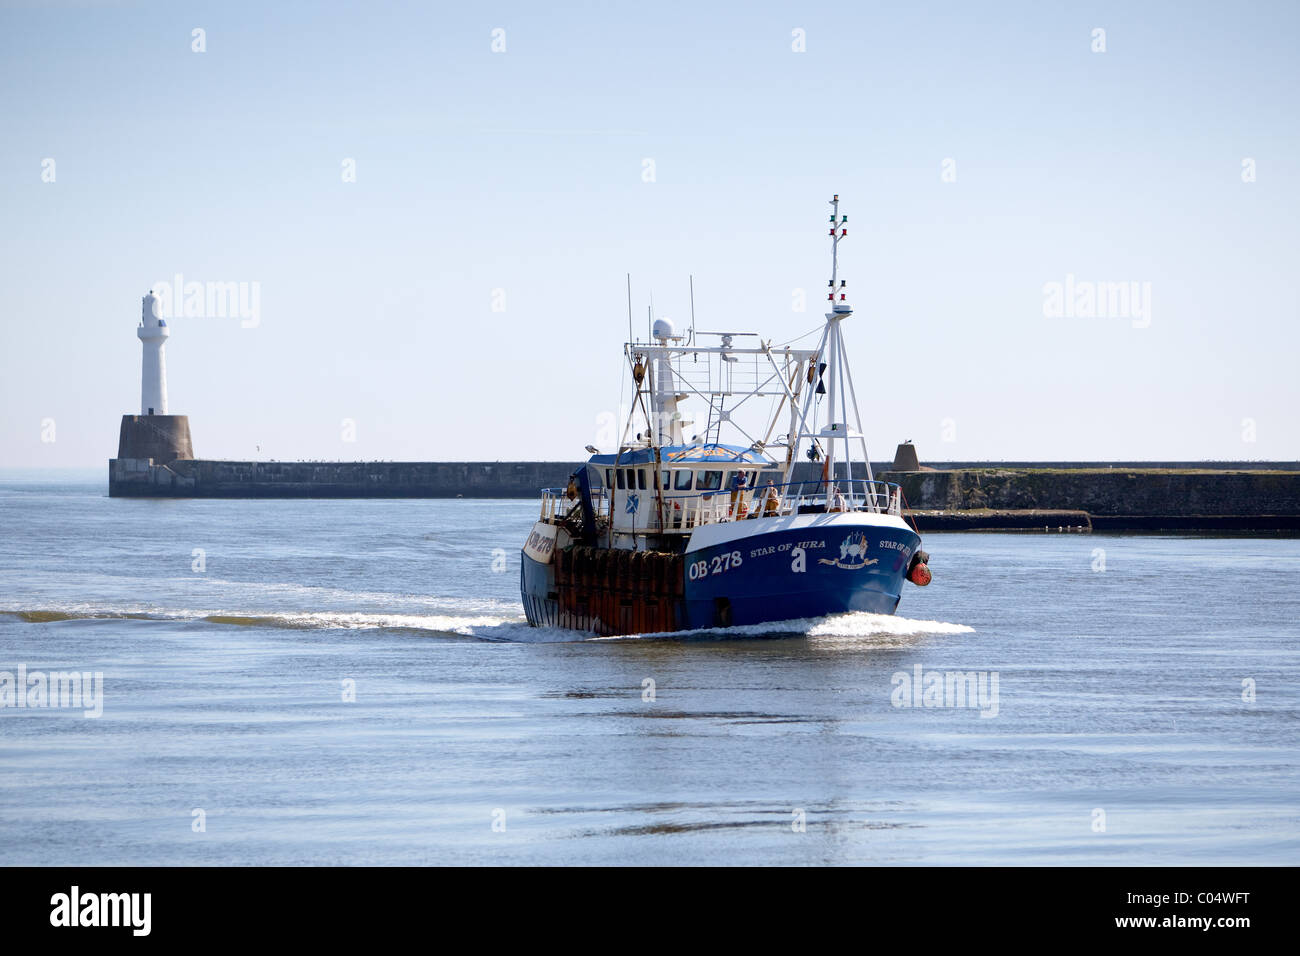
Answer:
[[810, 194, 874, 490], [824, 195, 847, 487]]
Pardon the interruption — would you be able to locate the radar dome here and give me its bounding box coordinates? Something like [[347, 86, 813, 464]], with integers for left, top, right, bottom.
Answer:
[[652, 318, 675, 341]]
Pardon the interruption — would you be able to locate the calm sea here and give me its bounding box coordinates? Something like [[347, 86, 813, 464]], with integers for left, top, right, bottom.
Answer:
[[1, 472, 1297, 865]]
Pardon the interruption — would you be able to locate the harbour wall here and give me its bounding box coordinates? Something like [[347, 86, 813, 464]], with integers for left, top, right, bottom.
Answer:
[[108, 458, 582, 498], [887, 469, 1300, 517], [106, 457, 1300, 530], [110, 457, 1300, 502], [887, 469, 1300, 531]]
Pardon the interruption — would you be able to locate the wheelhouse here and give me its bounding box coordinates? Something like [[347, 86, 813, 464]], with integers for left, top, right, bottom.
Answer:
[[585, 442, 780, 538]]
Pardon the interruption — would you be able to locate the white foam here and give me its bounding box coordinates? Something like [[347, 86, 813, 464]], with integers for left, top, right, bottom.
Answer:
[[808, 612, 975, 638], [270, 610, 523, 636], [596, 611, 975, 643]]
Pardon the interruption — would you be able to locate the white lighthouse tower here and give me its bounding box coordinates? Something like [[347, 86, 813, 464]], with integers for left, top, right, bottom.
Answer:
[[137, 291, 169, 415], [109, 290, 193, 492]]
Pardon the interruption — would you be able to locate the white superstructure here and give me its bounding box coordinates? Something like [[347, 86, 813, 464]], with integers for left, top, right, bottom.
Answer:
[[137, 291, 169, 415]]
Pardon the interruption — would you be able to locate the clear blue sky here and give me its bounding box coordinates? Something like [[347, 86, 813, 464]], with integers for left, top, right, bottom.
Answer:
[[2, 0, 1297, 466]]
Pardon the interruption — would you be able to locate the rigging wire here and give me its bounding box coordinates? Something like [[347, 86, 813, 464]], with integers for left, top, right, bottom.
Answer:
[[774, 324, 825, 349]]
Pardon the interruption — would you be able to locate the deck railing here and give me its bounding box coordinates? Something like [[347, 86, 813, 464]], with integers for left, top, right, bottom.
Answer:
[[539, 486, 609, 522], [541, 479, 903, 531], [659, 478, 903, 531]]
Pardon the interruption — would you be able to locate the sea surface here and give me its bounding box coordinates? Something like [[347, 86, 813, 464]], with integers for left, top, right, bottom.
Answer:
[[1, 471, 1297, 865]]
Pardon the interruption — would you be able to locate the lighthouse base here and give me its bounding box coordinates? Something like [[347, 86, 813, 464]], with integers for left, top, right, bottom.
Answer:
[[115, 414, 193, 463]]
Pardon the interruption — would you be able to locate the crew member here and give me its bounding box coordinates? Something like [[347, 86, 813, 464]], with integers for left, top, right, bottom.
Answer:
[[729, 470, 749, 517]]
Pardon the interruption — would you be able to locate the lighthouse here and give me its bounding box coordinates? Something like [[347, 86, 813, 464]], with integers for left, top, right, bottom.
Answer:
[[138, 291, 169, 415], [108, 291, 194, 492]]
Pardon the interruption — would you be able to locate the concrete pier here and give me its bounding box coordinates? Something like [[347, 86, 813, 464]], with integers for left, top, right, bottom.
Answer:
[[886, 468, 1300, 527], [109, 458, 584, 498], [105, 456, 1300, 531]]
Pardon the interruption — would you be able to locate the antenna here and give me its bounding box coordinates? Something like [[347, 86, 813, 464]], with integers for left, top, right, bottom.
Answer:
[[688, 275, 696, 347], [626, 274, 633, 344], [827, 194, 851, 315]]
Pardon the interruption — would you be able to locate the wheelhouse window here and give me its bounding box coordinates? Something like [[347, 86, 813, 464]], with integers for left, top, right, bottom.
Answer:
[[673, 470, 693, 491], [698, 470, 723, 491], [616, 470, 626, 489], [637, 469, 647, 490]]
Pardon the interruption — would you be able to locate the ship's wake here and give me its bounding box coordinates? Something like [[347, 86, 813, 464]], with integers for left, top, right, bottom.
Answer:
[[2, 603, 971, 645], [0, 605, 525, 639]]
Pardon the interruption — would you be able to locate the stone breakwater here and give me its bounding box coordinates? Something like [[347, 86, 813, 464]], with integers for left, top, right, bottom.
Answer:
[[107, 458, 1300, 531], [887, 469, 1300, 531], [109, 458, 584, 498]]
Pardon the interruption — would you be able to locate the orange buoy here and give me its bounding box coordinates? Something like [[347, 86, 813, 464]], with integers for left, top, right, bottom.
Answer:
[[909, 563, 931, 586]]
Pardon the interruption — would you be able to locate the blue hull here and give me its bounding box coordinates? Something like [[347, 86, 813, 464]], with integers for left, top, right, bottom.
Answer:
[[521, 517, 922, 636], [681, 523, 921, 629]]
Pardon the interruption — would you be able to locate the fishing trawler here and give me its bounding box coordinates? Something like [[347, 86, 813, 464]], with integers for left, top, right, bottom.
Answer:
[[521, 196, 931, 636]]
